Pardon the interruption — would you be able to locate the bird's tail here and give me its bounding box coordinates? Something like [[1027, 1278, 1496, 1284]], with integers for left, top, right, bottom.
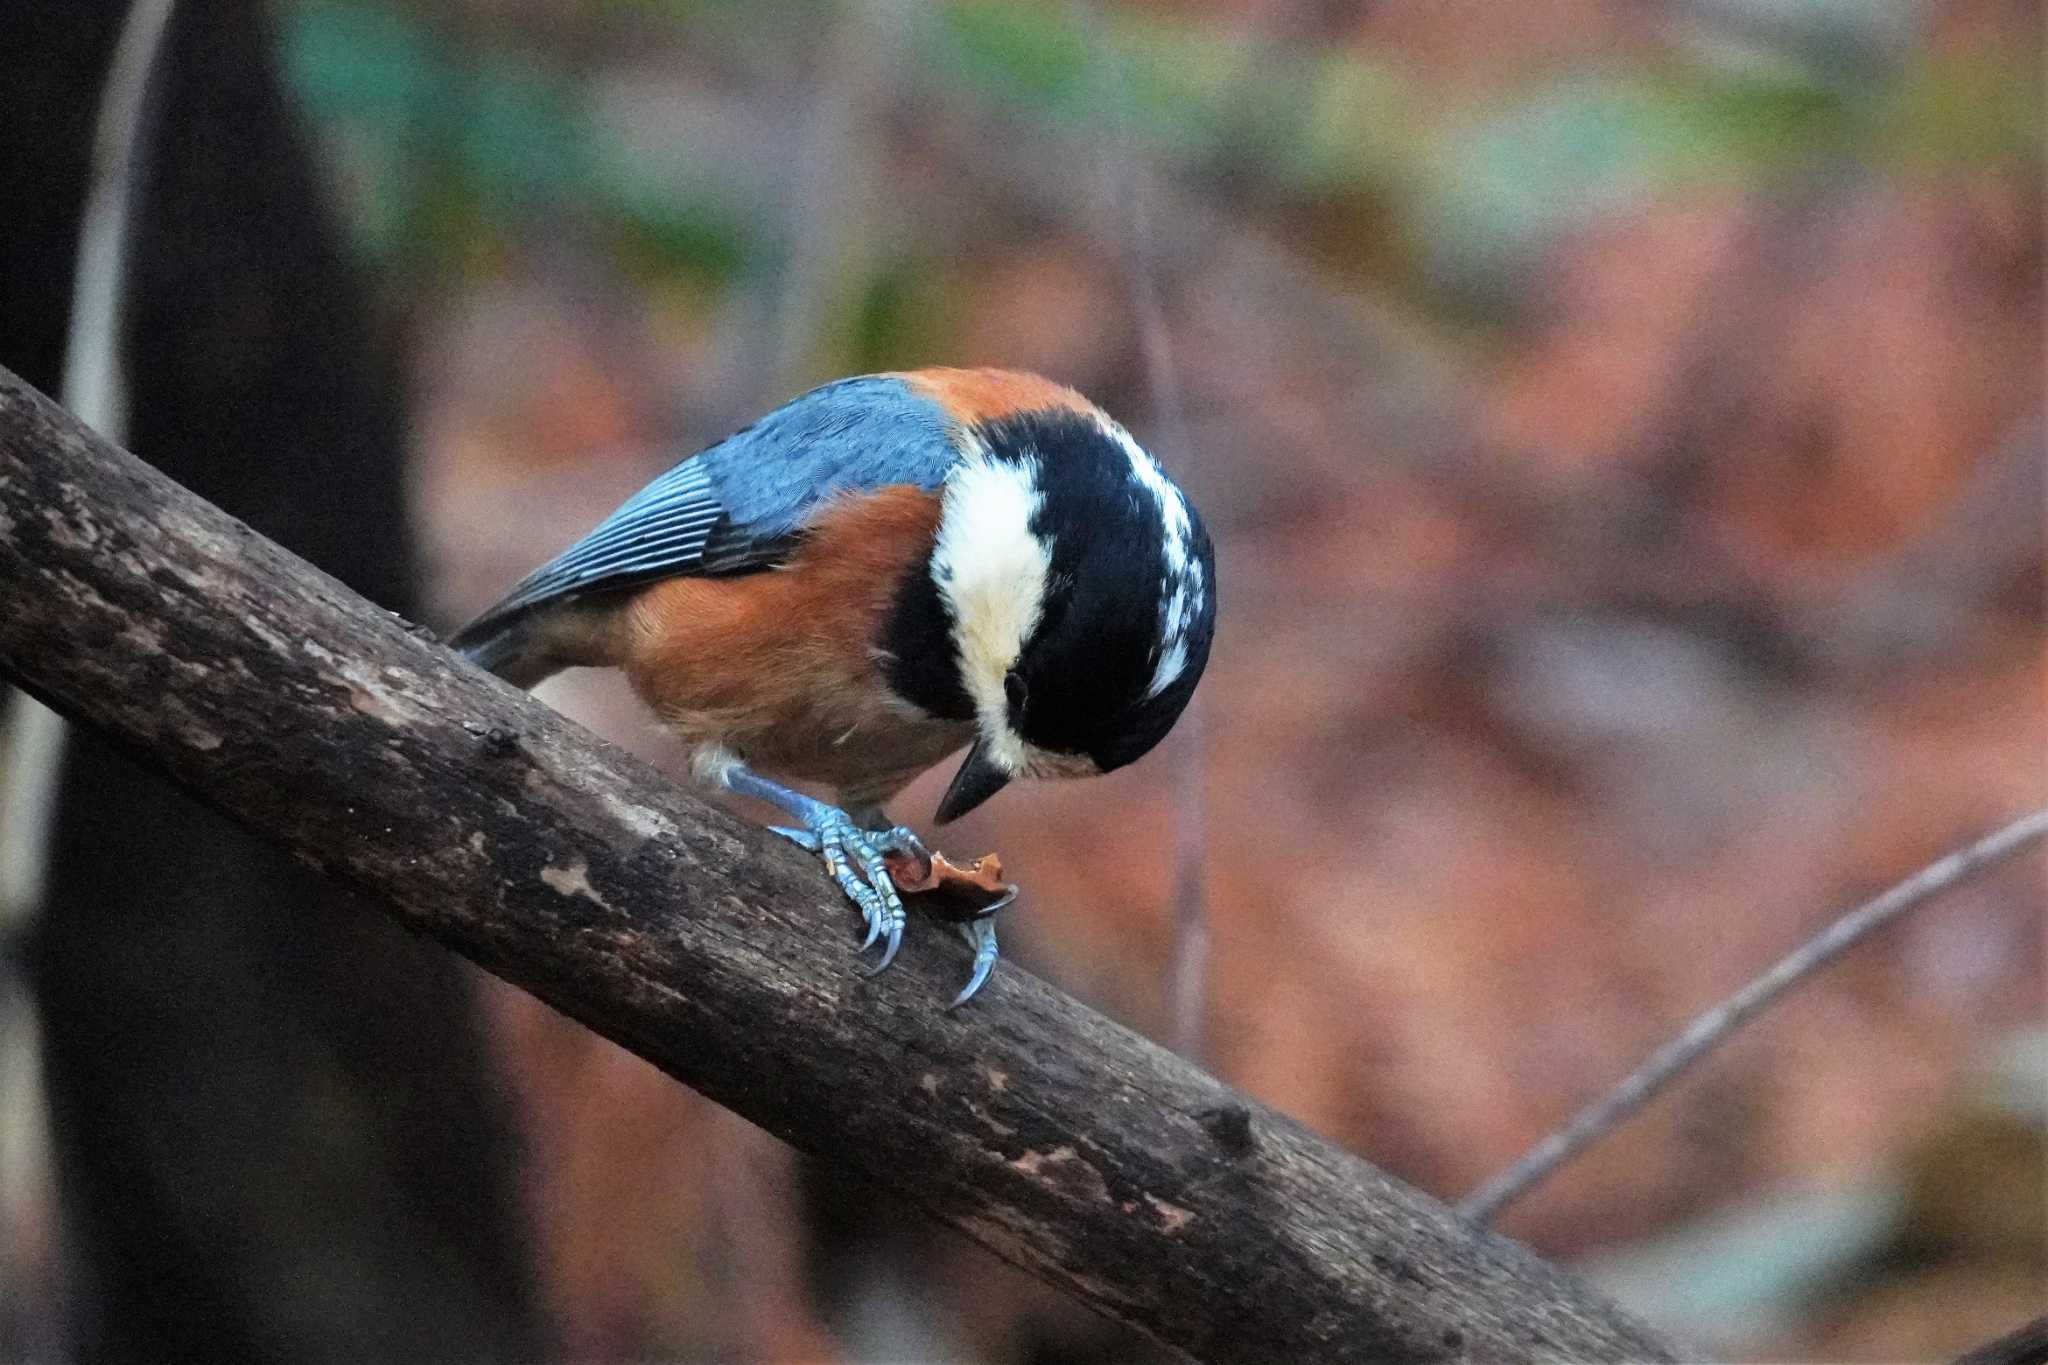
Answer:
[[450, 614, 546, 687], [449, 597, 627, 691]]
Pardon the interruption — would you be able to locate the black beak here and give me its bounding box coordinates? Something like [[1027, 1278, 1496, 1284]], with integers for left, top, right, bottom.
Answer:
[[935, 737, 1013, 824]]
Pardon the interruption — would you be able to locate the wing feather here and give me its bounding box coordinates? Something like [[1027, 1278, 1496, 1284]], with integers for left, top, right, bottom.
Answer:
[[451, 375, 959, 651]]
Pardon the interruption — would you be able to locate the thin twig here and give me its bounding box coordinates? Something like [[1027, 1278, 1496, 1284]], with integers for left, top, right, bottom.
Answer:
[[65, 0, 174, 441], [1, 0, 174, 930], [761, 0, 905, 402], [1127, 163, 1210, 1065], [1073, 0, 1211, 1061], [1459, 808, 2048, 1224]]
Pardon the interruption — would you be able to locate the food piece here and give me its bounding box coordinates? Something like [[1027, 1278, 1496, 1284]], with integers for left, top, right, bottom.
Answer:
[[882, 847, 1015, 922]]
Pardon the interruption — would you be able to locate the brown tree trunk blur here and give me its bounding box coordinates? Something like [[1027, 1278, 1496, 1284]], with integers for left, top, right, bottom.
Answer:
[[0, 3, 543, 1360]]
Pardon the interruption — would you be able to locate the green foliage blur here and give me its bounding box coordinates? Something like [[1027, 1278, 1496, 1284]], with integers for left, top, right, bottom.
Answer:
[[281, 0, 2042, 358]]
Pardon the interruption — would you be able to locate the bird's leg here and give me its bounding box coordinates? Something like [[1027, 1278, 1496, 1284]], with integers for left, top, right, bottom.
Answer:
[[723, 765, 908, 972]]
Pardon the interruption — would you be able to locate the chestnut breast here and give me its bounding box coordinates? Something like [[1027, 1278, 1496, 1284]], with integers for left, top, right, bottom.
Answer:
[[618, 485, 971, 801]]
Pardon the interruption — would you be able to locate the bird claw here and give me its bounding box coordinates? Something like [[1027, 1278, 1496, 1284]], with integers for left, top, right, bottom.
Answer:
[[949, 917, 1000, 1008], [770, 813, 904, 965], [767, 807, 1008, 1004], [965, 883, 1017, 922], [874, 823, 931, 868]]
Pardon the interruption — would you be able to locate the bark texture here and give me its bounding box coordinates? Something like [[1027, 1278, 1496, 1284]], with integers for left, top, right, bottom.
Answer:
[[0, 365, 1677, 1364]]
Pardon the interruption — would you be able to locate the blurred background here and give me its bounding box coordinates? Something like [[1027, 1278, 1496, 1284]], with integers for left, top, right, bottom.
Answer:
[[0, 0, 2041, 1361]]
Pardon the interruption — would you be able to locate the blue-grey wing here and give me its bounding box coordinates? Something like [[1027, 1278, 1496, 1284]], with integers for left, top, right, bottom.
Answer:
[[453, 376, 957, 641]]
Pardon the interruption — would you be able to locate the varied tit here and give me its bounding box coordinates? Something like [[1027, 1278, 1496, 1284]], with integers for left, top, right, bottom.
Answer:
[[451, 367, 1216, 1005]]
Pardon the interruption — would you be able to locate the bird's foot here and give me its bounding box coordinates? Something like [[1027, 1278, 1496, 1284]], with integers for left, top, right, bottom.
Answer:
[[766, 812, 912, 972], [728, 765, 1010, 1003], [766, 817, 1010, 1005]]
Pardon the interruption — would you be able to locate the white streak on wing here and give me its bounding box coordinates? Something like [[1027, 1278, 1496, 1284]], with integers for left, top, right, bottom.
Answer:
[[1145, 651, 1186, 699], [1096, 415, 1202, 699], [1107, 419, 1192, 572], [1166, 584, 1189, 636], [933, 448, 1049, 772], [1147, 638, 1189, 701]]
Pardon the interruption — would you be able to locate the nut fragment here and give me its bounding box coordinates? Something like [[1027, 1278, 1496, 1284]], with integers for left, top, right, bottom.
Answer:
[[882, 848, 1015, 922]]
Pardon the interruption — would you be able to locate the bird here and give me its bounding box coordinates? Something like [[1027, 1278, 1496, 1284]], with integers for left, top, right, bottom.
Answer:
[[451, 367, 1215, 1005]]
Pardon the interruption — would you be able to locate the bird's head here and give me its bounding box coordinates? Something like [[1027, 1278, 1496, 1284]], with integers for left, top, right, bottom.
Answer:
[[882, 396, 1216, 824]]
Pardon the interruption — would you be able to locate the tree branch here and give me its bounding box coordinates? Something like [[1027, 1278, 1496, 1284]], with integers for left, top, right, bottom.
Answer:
[[0, 363, 1673, 1364], [1460, 808, 2048, 1224], [1951, 1314, 2048, 1365]]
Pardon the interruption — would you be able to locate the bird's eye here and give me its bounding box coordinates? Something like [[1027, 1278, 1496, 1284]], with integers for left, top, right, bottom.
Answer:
[[1003, 670, 1028, 715]]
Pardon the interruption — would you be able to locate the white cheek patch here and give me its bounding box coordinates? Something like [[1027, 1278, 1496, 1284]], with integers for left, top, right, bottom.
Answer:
[[1097, 416, 1204, 700], [933, 449, 1049, 770]]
